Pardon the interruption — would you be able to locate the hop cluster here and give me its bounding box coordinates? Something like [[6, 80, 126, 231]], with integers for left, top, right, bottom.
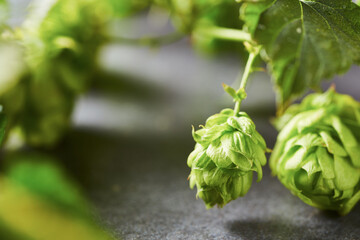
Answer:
[[0, 0, 108, 147], [187, 109, 267, 208], [271, 88, 360, 215]]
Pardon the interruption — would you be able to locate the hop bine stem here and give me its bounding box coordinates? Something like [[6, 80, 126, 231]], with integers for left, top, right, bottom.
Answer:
[[195, 26, 252, 43], [233, 50, 259, 116], [110, 31, 185, 47]]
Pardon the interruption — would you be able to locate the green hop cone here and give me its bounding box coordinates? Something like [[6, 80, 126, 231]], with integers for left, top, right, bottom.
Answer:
[[187, 108, 268, 208], [270, 87, 360, 215]]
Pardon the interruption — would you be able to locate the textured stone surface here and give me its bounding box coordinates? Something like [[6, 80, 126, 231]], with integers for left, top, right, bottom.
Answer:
[[57, 117, 360, 240]]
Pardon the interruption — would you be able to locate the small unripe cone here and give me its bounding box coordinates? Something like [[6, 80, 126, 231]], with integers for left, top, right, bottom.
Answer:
[[187, 108, 268, 208], [271, 88, 360, 215]]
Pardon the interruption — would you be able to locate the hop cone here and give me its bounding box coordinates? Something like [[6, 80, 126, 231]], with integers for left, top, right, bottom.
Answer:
[[270, 88, 360, 215], [187, 109, 267, 208]]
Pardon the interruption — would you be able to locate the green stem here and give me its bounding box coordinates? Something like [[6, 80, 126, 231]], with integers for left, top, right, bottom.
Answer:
[[195, 26, 252, 43], [233, 51, 258, 116], [110, 31, 185, 47]]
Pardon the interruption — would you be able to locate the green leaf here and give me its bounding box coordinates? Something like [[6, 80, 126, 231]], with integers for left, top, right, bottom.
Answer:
[[229, 176, 242, 199], [242, 0, 360, 104], [0, 107, 6, 146], [240, 0, 275, 35], [293, 133, 323, 150], [221, 133, 254, 170], [341, 190, 360, 215], [240, 172, 253, 196], [222, 84, 248, 102], [0, 155, 114, 240], [188, 144, 211, 168], [334, 155, 360, 190], [205, 112, 230, 128], [227, 116, 255, 137], [277, 108, 326, 141], [316, 147, 335, 179], [6, 155, 90, 217], [203, 168, 229, 186], [0, 0, 8, 23], [222, 83, 238, 100], [253, 142, 267, 166], [253, 158, 263, 181], [284, 147, 306, 170], [301, 153, 321, 177], [330, 116, 360, 167], [106, 0, 151, 17], [231, 131, 253, 159], [194, 123, 233, 145], [319, 131, 347, 157], [206, 138, 233, 168]]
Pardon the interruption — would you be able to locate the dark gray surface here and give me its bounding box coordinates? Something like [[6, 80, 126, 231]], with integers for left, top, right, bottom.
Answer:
[[56, 117, 360, 240]]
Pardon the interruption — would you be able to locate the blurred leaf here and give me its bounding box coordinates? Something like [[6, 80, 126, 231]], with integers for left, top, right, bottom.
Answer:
[[1, 0, 110, 147], [156, 0, 245, 54], [106, 0, 151, 17], [0, 106, 6, 145], [6, 154, 91, 217], [0, 0, 8, 23], [0, 154, 114, 240]]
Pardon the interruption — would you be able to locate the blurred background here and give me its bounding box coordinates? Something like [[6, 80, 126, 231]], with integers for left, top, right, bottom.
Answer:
[[1, 0, 360, 239]]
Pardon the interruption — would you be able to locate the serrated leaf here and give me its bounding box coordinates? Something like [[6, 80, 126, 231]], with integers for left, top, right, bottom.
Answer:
[[240, 0, 275, 35], [242, 0, 360, 105]]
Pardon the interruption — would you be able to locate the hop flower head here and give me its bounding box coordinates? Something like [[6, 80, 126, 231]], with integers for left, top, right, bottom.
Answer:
[[187, 108, 268, 208], [271, 88, 360, 215]]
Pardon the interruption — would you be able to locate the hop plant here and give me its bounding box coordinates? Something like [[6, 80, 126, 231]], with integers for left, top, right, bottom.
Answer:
[[0, 0, 109, 147], [187, 108, 268, 208], [154, 0, 244, 54], [270, 88, 360, 215]]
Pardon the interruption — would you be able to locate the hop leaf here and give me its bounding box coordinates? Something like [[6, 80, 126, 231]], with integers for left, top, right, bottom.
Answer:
[[270, 88, 360, 215], [240, 0, 360, 106], [188, 108, 267, 208]]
